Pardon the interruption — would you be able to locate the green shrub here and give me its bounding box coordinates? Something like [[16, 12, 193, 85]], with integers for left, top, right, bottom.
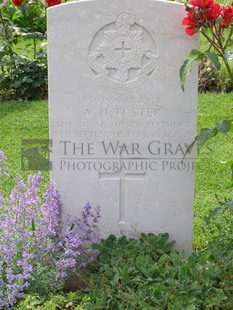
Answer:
[[84, 234, 233, 309], [0, 1, 47, 101], [0, 52, 47, 101]]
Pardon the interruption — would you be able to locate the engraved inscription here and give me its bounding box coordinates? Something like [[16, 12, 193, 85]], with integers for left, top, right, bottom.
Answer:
[[99, 164, 146, 229], [89, 12, 157, 89]]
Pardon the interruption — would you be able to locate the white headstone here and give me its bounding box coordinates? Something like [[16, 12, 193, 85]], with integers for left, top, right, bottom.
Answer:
[[48, 0, 198, 253]]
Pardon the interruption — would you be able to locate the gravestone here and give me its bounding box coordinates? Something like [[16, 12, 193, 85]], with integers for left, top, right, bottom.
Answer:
[[48, 0, 198, 253]]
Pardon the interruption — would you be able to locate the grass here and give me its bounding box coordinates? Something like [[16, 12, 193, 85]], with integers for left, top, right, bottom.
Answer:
[[0, 100, 49, 193], [0, 94, 232, 248], [194, 93, 233, 247]]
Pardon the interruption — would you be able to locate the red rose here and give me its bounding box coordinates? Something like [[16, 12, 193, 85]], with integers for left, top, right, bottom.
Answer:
[[221, 6, 233, 26], [46, 0, 61, 7], [182, 0, 222, 35], [190, 0, 213, 7], [182, 7, 201, 36], [189, 0, 221, 21], [204, 3, 221, 20], [12, 0, 23, 5]]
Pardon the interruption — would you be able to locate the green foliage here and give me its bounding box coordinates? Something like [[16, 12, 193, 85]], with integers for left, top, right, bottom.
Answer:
[[14, 292, 88, 309], [180, 49, 221, 91], [205, 51, 221, 70], [83, 234, 233, 309], [203, 195, 233, 247], [205, 195, 233, 224], [0, 1, 47, 101], [0, 52, 47, 101], [181, 1, 233, 92], [180, 49, 203, 91], [3, 1, 46, 34]]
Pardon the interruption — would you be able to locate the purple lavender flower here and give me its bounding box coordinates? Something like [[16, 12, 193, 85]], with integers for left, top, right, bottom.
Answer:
[[0, 150, 101, 308]]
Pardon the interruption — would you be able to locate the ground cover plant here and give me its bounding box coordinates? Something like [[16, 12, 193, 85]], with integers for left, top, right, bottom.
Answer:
[[84, 234, 233, 309], [15, 233, 233, 309]]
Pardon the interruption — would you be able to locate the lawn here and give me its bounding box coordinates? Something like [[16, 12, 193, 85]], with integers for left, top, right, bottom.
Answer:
[[0, 94, 232, 247], [194, 93, 233, 247], [0, 100, 49, 193]]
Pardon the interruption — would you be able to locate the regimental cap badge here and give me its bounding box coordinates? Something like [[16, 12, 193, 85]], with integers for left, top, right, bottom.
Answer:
[[89, 13, 157, 90]]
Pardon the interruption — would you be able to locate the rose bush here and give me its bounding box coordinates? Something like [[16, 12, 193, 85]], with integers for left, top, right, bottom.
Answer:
[[180, 0, 233, 91], [181, 1, 233, 218]]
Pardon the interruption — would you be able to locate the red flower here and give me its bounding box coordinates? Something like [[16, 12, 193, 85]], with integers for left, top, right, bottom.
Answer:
[[204, 2, 221, 20], [190, 0, 212, 6], [46, 0, 61, 7], [221, 6, 233, 26], [182, 7, 199, 36], [182, 0, 221, 35], [12, 0, 23, 5], [190, 0, 221, 20]]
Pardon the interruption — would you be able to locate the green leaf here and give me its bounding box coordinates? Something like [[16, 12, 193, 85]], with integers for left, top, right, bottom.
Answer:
[[189, 49, 204, 60], [205, 51, 221, 70], [13, 10, 23, 21], [25, 78, 33, 83], [180, 50, 204, 91], [204, 207, 225, 224], [180, 58, 193, 91], [196, 127, 218, 146], [13, 81, 22, 88], [216, 119, 231, 133], [31, 218, 36, 232], [182, 138, 197, 161]]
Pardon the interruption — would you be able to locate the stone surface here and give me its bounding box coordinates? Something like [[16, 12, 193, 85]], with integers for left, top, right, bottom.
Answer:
[[48, 0, 198, 253]]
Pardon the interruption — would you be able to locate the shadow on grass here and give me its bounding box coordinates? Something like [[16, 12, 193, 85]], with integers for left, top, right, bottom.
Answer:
[[0, 101, 40, 121]]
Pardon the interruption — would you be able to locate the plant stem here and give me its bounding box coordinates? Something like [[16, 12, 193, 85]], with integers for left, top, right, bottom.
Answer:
[[223, 29, 233, 51], [202, 27, 233, 88], [215, 29, 233, 85], [33, 38, 37, 59], [0, 9, 7, 38], [75, 270, 90, 286], [0, 9, 14, 57], [201, 31, 222, 56]]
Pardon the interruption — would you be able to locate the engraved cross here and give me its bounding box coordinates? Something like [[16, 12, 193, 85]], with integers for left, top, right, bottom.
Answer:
[[99, 153, 146, 230], [115, 41, 132, 58]]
